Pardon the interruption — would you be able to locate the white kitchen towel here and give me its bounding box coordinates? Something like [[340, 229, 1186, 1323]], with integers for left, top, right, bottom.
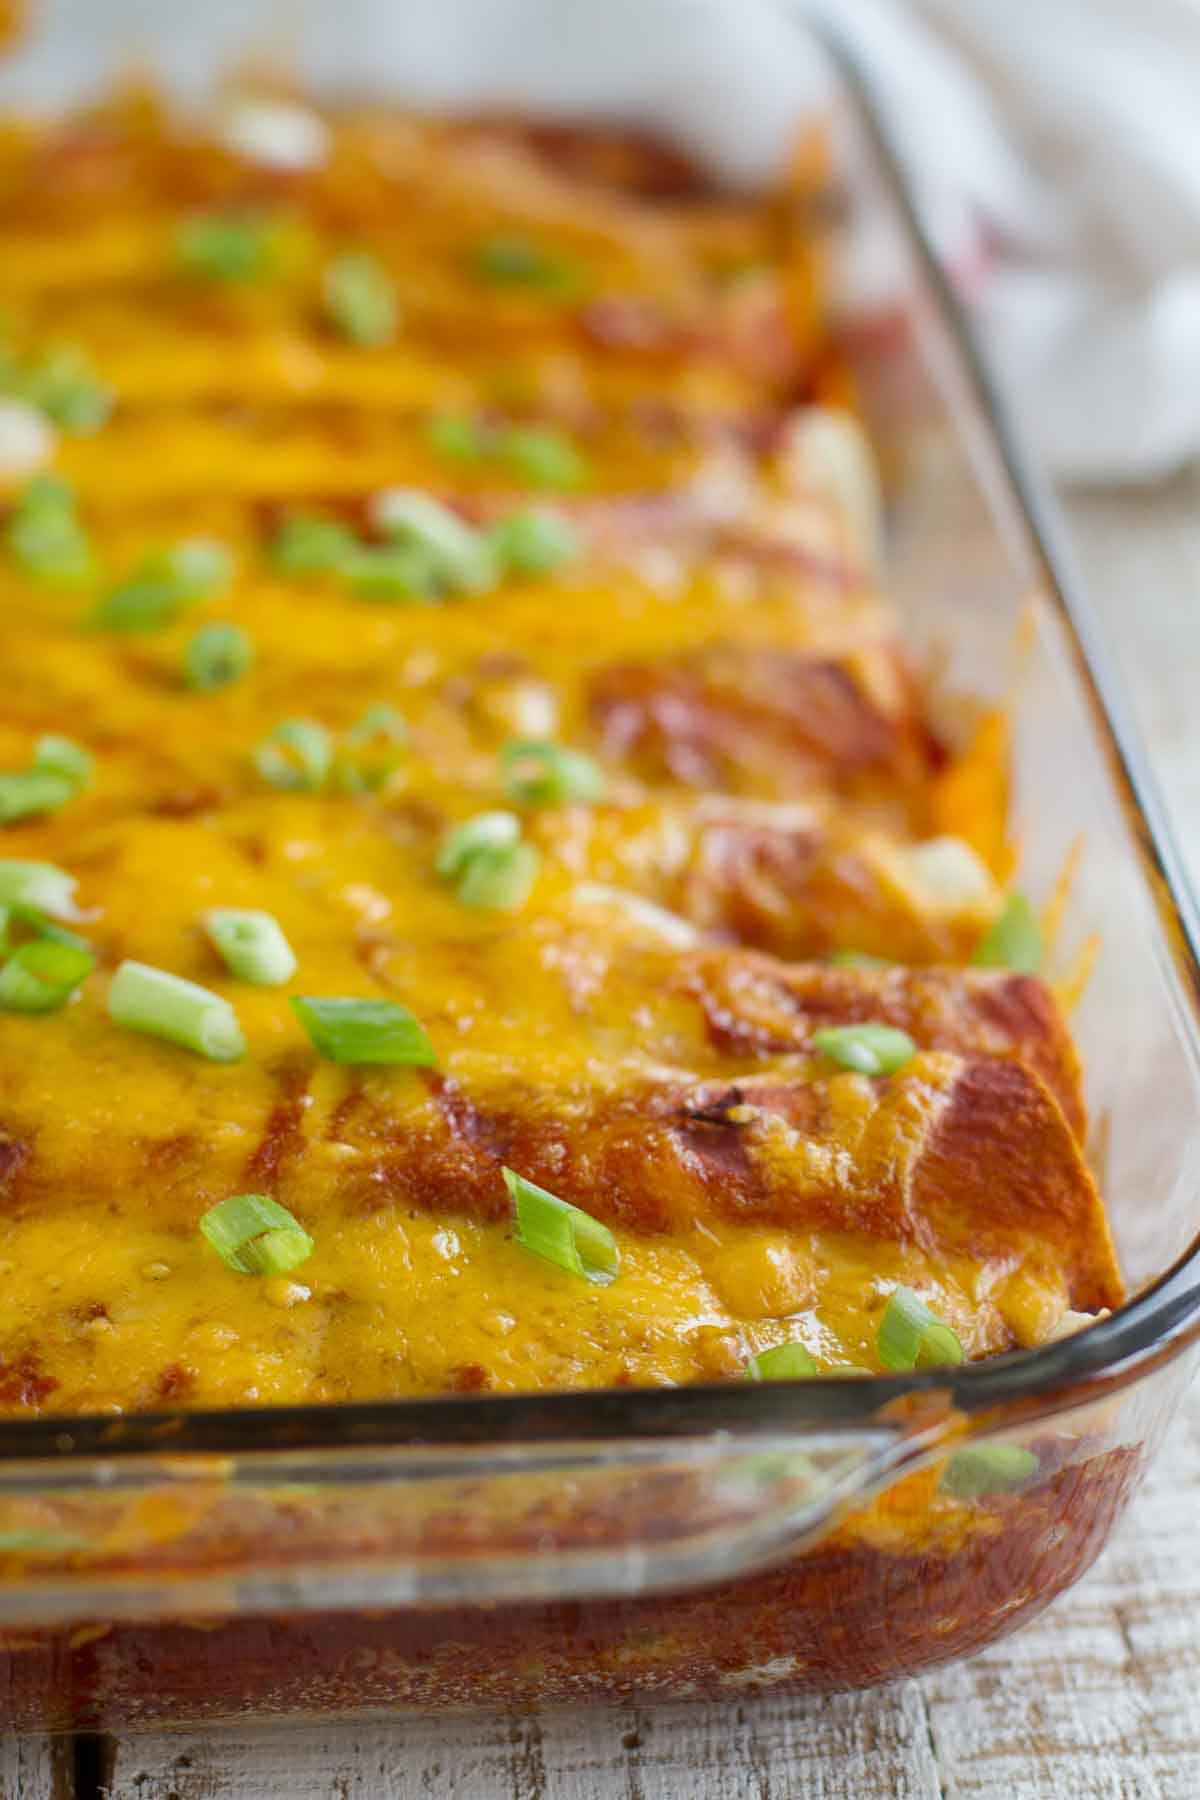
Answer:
[[4, 0, 1199, 483]]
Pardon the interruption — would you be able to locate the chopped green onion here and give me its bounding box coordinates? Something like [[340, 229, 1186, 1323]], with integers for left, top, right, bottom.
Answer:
[[487, 505, 581, 576], [253, 718, 333, 792], [0, 1530, 88, 1554], [811, 1022, 916, 1077], [150, 537, 233, 601], [89, 537, 231, 633], [370, 489, 498, 595], [0, 937, 93, 1012], [17, 342, 113, 433], [827, 949, 894, 970], [333, 703, 408, 793], [427, 412, 488, 463], [321, 250, 399, 347], [435, 810, 522, 879], [0, 860, 80, 919], [0, 770, 77, 825], [472, 236, 581, 295], [973, 893, 1043, 973], [199, 1193, 314, 1276], [202, 908, 297, 986], [291, 995, 436, 1067], [174, 209, 294, 282], [876, 1286, 965, 1372], [6, 474, 94, 585], [500, 739, 605, 807], [940, 1443, 1039, 1501], [182, 621, 254, 692], [435, 811, 540, 910], [33, 734, 93, 787], [87, 573, 180, 633], [341, 542, 441, 602], [745, 1342, 818, 1381], [2, 902, 89, 952], [495, 424, 589, 490], [455, 840, 541, 911], [107, 960, 245, 1061], [503, 1165, 618, 1285], [269, 511, 360, 576]]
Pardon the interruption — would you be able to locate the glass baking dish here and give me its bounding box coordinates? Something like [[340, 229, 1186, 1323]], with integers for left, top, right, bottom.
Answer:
[[1, 0, 1199, 1730]]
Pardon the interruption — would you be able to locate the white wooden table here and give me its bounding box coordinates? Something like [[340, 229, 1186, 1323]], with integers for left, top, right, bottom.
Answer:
[[6, 479, 1200, 1797]]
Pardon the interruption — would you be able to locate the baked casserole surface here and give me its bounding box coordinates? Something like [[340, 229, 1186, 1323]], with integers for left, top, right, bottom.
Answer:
[[0, 92, 1120, 1420]]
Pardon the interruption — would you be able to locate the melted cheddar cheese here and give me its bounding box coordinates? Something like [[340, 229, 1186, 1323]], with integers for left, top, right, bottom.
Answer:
[[0, 96, 1120, 1417]]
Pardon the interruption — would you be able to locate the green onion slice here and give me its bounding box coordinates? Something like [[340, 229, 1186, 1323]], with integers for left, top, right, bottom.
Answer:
[[370, 489, 498, 595], [6, 473, 94, 585], [0, 1530, 89, 1554], [503, 1165, 619, 1285], [494, 424, 589, 490], [827, 949, 895, 970], [435, 810, 522, 880], [341, 542, 442, 602], [427, 412, 488, 464], [487, 505, 581, 576], [973, 892, 1043, 973], [455, 840, 541, 911], [151, 537, 233, 601], [0, 860, 80, 920], [183, 621, 254, 692], [322, 249, 399, 347], [89, 537, 231, 633], [811, 1022, 916, 1077], [0, 938, 94, 1012], [253, 718, 333, 792], [88, 574, 181, 633], [269, 511, 360, 576], [202, 908, 297, 986], [876, 1286, 965, 1372], [33, 734, 93, 787], [2, 902, 89, 953], [745, 1342, 818, 1381], [2, 340, 113, 433], [199, 1193, 314, 1276], [940, 1443, 1039, 1500], [291, 995, 436, 1067], [174, 209, 296, 283], [472, 236, 582, 295], [500, 739, 605, 808], [0, 770, 77, 825], [107, 960, 246, 1062], [333, 703, 408, 793]]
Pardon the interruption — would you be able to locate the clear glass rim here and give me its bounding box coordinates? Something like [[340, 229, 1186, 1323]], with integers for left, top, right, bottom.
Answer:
[[4, 20, 1200, 1470]]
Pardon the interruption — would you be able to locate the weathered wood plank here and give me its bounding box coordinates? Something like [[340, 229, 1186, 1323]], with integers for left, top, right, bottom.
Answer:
[[103, 1683, 945, 1800], [0, 1734, 57, 1800]]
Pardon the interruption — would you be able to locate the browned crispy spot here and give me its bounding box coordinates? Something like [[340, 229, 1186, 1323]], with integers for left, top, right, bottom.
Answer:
[[245, 1058, 311, 1191], [155, 1363, 195, 1403], [590, 643, 940, 809], [0, 1354, 57, 1409], [446, 1363, 491, 1393], [0, 1135, 28, 1197], [141, 1133, 197, 1172], [147, 785, 223, 820]]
